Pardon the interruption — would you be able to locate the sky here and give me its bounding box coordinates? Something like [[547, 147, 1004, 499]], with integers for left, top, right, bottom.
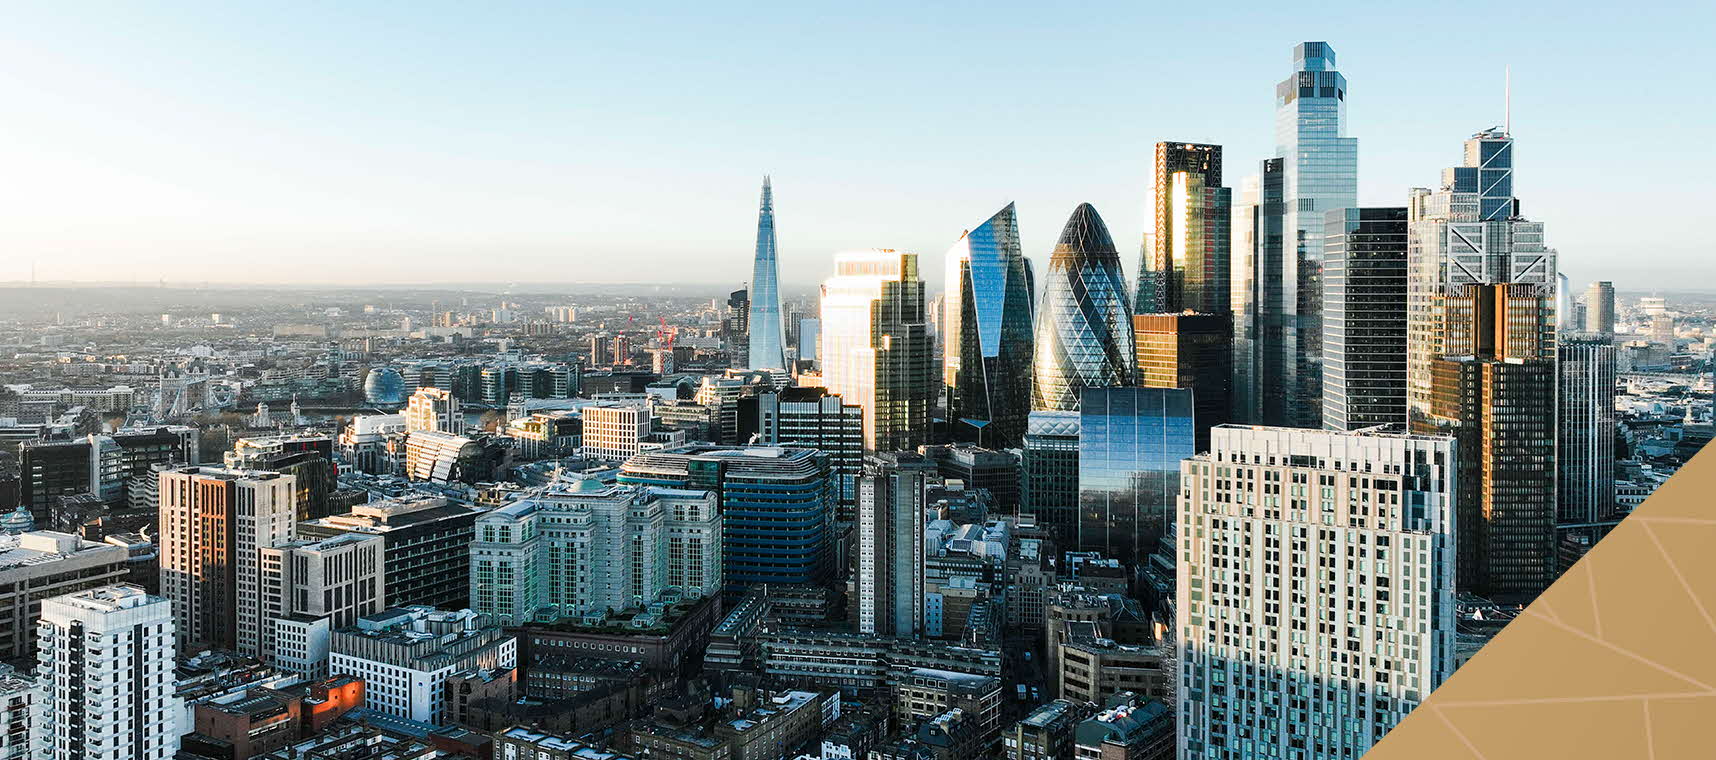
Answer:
[[2, 1, 1711, 294]]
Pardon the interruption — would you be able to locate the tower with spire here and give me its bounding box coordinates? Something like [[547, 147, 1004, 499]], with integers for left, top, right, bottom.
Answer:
[[747, 177, 786, 370]]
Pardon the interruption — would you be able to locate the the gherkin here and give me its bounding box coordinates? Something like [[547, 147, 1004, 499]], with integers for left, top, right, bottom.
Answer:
[[1032, 204, 1136, 411], [943, 202, 1034, 447]]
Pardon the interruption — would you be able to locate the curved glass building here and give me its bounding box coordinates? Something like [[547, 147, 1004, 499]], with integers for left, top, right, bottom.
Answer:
[[363, 367, 407, 408], [1032, 203, 1136, 411], [747, 176, 786, 370], [943, 202, 1034, 447]]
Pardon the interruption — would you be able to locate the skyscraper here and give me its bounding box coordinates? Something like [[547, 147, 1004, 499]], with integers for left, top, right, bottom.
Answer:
[[1133, 313, 1228, 453], [1583, 280, 1616, 336], [748, 177, 786, 370], [1021, 411, 1081, 548], [1032, 204, 1136, 412], [943, 203, 1035, 447], [157, 466, 297, 655], [1557, 334, 1618, 542], [1177, 426, 1456, 759], [820, 249, 934, 451], [1229, 171, 1265, 424], [1406, 127, 1557, 429], [1255, 42, 1358, 429], [1136, 142, 1230, 315], [1422, 283, 1558, 600], [751, 387, 864, 524], [854, 452, 937, 638], [36, 585, 180, 760], [1076, 387, 1194, 563], [1322, 206, 1409, 430]]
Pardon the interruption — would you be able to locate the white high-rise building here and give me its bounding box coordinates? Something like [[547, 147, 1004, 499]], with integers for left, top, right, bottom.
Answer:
[[259, 533, 385, 677], [327, 606, 515, 724], [579, 402, 651, 462], [0, 667, 38, 760], [471, 479, 721, 626], [158, 466, 296, 656], [819, 249, 932, 451], [36, 585, 179, 760], [404, 387, 464, 435], [1177, 426, 1456, 759], [854, 453, 935, 638]]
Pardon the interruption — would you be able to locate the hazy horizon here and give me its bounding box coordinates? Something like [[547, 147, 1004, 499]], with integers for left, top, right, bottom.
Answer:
[[3, 2, 1710, 293]]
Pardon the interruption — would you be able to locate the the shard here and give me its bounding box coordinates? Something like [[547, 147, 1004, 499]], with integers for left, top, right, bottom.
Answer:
[[1031, 203, 1136, 412], [943, 202, 1035, 446], [747, 176, 785, 370]]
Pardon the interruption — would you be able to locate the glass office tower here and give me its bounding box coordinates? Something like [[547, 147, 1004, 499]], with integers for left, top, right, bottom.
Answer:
[[747, 176, 786, 370], [1076, 387, 1194, 563], [1322, 206, 1409, 430], [943, 203, 1035, 447], [820, 249, 933, 451], [1032, 204, 1136, 412], [1258, 41, 1358, 429], [1137, 142, 1230, 315]]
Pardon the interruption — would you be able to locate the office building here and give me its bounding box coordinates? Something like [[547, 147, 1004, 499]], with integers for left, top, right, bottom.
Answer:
[[1075, 693, 1174, 760], [35, 585, 179, 760], [1254, 42, 1359, 429], [1077, 388, 1194, 563], [1558, 335, 1618, 530], [327, 606, 516, 724], [158, 465, 298, 655], [1005, 699, 1091, 760], [0, 530, 128, 662], [819, 248, 933, 451], [338, 413, 406, 475], [225, 433, 338, 521], [18, 435, 124, 513], [402, 430, 483, 484], [748, 176, 786, 370], [1322, 206, 1409, 430], [1033, 204, 1136, 412], [1406, 127, 1557, 429], [1132, 313, 1228, 451], [620, 445, 834, 594], [299, 495, 477, 609], [855, 452, 937, 638], [750, 387, 863, 523], [1583, 281, 1616, 336], [920, 444, 1021, 512], [258, 533, 385, 677], [404, 387, 464, 435], [579, 402, 651, 461], [798, 317, 820, 363], [1137, 142, 1230, 316], [1020, 411, 1080, 547], [1177, 426, 1456, 759], [892, 668, 1003, 742], [470, 479, 721, 626], [943, 202, 1035, 447], [1422, 283, 1558, 600]]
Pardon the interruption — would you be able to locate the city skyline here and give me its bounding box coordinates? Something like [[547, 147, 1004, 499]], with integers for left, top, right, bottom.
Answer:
[[2, 4, 1709, 292]]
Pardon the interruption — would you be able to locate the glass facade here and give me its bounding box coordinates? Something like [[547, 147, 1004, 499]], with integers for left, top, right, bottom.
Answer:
[[1259, 41, 1358, 429], [748, 176, 786, 369], [1021, 411, 1081, 547], [1137, 142, 1231, 316], [819, 250, 933, 451], [1132, 312, 1229, 452], [943, 202, 1035, 447], [1031, 204, 1136, 412], [1076, 387, 1194, 563], [1322, 206, 1408, 430]]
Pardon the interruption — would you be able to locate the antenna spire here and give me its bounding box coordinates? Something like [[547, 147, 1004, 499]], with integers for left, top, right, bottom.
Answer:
[[1504, 65, 1512, 135]]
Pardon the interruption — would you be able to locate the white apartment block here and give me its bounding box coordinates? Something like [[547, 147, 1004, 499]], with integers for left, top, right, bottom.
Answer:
[[259, 533, 385, 677], [327, 606, 515, 724], [579, 403, 650, 462], [158, 466, 297, 656], [471, 479, 721, 626], [0, 667, 37, 760], [35, 585, 179, 760], [1177, 425, 1456, 760]]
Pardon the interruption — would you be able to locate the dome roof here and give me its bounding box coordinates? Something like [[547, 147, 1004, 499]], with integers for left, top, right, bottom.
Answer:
[[363, 368, 408, 406]]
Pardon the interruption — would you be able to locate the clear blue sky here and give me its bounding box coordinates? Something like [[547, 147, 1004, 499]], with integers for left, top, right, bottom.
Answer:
[[2, 1, 1710, 292]]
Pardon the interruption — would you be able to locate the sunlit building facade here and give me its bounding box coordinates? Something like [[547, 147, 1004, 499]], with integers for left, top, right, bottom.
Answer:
[[819, 249, 933, 451], [1136, 142, 1231, 316], [943, 202, 1035, 447], [1032, 204, 1136, 412]]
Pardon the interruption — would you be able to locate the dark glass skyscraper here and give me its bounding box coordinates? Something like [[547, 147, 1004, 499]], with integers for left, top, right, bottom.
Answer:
[[1032, 204, 1136, 412], [1257, 42, 1358, 429], [747, 176, 785, 370], [943, 202, 1035, 447], [1322, 206, 1408, 430], [1076, 387, 1194, 563]]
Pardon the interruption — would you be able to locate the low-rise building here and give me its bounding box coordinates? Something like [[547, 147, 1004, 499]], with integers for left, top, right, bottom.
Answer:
[[1072, 692, 1172, 760], [327, 607, 517, 724], [1004, 699, 1091, 760], [0, 530, 128, 663]]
